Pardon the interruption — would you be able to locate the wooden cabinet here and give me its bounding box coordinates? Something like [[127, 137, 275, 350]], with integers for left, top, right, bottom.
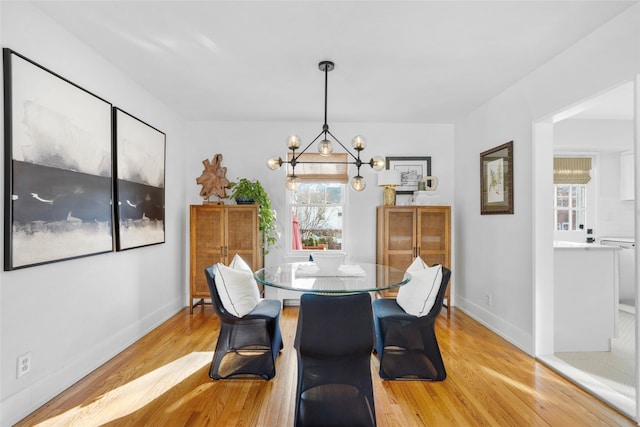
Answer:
[[189, 204, 263, 313], [376, 206, 451, 305]]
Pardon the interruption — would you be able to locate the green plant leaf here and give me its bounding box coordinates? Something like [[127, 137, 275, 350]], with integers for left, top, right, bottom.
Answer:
[[229, 178, 279, 254]]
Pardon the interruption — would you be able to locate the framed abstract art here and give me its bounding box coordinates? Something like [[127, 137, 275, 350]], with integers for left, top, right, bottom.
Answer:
[[3, 48, 114, 270], [113, 108, 166, 251]]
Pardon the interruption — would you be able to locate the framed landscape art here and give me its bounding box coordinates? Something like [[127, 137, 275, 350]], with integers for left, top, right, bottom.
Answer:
[[3, 49, 114, 270], [113, 108, 166, 251], [385, 156, 431, 194], [480, 141, 514, 215]]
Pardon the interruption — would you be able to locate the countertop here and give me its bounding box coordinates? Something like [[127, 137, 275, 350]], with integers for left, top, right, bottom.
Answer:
[[553, 241, 620, 250], [599, 236, 635, 244]]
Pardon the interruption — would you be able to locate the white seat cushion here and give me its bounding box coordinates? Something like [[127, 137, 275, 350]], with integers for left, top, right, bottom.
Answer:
[[215, 254, 260, 317], [396, 258, 443, 317]]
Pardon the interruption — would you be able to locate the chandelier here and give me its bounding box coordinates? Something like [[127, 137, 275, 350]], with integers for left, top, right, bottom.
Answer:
[[266, 60, 385, 191]]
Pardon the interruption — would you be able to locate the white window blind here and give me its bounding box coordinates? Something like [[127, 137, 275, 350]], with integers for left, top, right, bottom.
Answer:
[[553, 157, 592, 184], [287, 153, 348, 183]]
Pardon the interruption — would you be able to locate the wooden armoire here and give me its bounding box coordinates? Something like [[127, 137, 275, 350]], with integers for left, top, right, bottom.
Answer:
[[189, 204, 263, 313], [376, 205, 451, 305]]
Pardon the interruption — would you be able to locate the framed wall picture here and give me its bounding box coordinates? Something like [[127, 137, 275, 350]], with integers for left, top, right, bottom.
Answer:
[[385, 156, 431, 194], [480, 141, 514, 215], [113, 108, 166, 251], [3, 49, 114, 270]]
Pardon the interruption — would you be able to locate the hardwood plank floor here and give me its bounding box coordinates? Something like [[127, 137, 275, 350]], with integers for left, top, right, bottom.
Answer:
[[17, 306, 635, 426]]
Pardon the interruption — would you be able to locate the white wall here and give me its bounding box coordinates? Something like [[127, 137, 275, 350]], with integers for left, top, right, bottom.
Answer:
[[0, 4, 189, 425], [186, 122, 454, 266], [454, 4, 640, 354]]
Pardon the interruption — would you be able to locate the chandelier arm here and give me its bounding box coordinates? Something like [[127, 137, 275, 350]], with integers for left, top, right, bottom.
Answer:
[[326, 130, 360, 162], [291, 160, 358, 165], [291, 129, 327, 162]]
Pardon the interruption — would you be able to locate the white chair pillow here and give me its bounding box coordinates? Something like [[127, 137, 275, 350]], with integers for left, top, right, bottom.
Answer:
[[396, 258, 443, 317], [406, 256, 429, 273], [215, 260, 260, 317], [229, 253, 252, 273]]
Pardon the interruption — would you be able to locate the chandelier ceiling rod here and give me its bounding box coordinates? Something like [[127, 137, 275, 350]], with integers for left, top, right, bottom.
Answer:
[[322, 60, 330, 130]]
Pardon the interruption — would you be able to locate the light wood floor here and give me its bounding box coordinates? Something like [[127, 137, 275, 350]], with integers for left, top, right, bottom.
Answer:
[[17, 306, 635, 426]]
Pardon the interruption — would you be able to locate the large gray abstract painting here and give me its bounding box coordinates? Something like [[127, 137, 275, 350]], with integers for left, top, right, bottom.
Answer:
[[4, 49, 114, 270], [113, 108, 165, 251]]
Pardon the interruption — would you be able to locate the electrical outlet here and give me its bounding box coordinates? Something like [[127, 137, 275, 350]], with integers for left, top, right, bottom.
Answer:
[[17, 352, 31, 378], [485, 293, 493, 306]]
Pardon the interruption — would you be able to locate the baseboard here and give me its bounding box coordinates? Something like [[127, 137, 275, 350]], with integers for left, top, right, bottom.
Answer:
[[455, 296, 534, 355], [1, 298, 184, 427]]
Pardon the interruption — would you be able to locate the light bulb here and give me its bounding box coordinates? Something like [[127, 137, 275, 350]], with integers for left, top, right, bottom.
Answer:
[[318, 139, 333, 156], [370, 155, 385, 171], [287, 134, 301, 150], [352, 135, 366, 151], [285, 175, 301, 191], [351, 175, 366, 192], [266, 156, 282, 170]]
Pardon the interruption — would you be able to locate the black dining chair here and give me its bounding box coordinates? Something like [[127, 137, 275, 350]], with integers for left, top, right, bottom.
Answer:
[[294, 293, 376, 427], [372, 267, 451, 381], [204, 265, 283, 380]]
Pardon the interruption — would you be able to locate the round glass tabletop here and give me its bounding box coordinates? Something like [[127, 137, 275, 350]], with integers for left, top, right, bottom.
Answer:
[[254, 262, 411, 294]]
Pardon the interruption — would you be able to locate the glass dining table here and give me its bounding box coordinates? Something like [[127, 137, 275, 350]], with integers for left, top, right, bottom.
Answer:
[[254, 261, 411, 295]]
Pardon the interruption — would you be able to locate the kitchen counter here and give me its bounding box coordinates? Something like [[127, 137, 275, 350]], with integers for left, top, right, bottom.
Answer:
[[554, 241, 619, 249], [600, 236, 635, 244], [554, 243, 619, 352]]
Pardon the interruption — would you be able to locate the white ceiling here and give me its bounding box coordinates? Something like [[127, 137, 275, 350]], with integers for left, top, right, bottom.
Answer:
[[32, 0, 637, 123]]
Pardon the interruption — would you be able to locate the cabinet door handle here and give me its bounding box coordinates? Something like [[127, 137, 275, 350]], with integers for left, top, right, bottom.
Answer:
[[417, 247, 421, 257]]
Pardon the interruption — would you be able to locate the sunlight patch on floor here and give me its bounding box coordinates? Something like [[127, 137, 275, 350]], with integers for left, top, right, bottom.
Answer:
[[482, 366, 539, 398], [35, 351, 213, 426]]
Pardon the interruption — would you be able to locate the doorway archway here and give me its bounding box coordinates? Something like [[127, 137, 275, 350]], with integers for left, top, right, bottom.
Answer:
[[533, 79, 638, 419]]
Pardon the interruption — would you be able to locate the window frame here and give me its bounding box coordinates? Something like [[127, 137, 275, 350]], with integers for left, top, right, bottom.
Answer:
[[287, 182, 348, 255], [552, 152, 597, 242], [553, 184, 587, 232]]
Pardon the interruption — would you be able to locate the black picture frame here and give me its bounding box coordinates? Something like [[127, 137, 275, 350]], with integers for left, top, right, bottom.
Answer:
[[480, 141, 514, 215], [385, 156, 432, 194], [3, 48, 114, 270], [113, 108, 166, 251]]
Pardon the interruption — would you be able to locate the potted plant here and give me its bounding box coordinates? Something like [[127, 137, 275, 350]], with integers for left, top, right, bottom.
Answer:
[[229, 178, 279, 254]]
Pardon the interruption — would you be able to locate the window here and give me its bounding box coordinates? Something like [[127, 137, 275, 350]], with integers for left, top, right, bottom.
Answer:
[[290, 183, 345, 251], [553, 156, 592, 233], [554, 185, 586, 231], [287, 152, 348, 252]]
